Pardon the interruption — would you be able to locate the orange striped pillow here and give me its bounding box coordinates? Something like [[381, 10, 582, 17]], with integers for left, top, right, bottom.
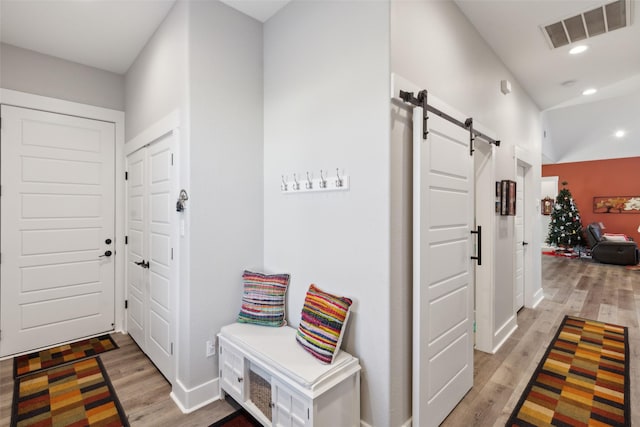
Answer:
[[295, 284, 352, 364]]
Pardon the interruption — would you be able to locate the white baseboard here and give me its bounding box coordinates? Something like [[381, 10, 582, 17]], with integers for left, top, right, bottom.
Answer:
[[400, 418, 412, 427], [170, 378, 220, 414], [531, 288, 544, 308], [493, 315, 517, 353]]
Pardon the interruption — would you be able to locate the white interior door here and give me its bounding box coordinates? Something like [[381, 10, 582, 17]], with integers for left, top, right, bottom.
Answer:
[[146, 138, 176, 380], [125, 132, 176, 381], [126, 148, 146, 347], [515, 165, 525, 311], [0, 105, 115, 356], [412, 101, 474, 427]]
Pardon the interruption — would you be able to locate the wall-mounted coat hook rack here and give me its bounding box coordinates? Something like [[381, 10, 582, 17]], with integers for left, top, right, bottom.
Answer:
[[281, 169, 349, 194]]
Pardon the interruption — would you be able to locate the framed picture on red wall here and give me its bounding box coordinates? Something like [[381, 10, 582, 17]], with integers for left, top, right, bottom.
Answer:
[[593, 196, 640, 214]]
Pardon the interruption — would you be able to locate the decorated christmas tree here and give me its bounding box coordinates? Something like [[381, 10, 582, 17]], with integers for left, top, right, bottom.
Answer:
[[547, 181, 583, 248]]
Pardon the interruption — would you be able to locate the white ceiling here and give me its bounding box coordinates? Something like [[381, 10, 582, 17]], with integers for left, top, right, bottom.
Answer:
[[455, 0, 640, 162], [219, 0, 290, 22], [1, 0, 638, 163], [0, 0, 176, 74]]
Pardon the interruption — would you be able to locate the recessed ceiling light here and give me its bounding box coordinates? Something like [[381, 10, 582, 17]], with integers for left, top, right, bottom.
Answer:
[[569, 45, 588, 55], [582, 88, 597, 96], [615, 130, 625, 138]]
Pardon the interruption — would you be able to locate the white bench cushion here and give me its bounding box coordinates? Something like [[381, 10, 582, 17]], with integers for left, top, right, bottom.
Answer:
[[219, 322, 353, 389]]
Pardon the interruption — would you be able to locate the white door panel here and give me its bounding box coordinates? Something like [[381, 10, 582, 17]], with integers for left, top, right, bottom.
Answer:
[[413, 102, 474, 427], [1, 105, 115, 357], [126, 148, 146, 347], [126, 132, 176, 382]]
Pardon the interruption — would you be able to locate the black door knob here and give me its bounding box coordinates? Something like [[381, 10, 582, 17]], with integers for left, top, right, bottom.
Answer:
[[105, 238, 112, 245], [99, 250, 113, 258]]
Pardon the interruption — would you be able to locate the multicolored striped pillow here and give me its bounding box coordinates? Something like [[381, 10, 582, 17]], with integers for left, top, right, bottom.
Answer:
[[237, 270, 290, 327], [296, 284, 353, 364]]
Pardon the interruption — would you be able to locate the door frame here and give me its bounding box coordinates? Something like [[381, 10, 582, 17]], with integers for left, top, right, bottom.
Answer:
[[124, 111, 180, 385], [514, 146, 542, 309], [0, 89, 126, 340]]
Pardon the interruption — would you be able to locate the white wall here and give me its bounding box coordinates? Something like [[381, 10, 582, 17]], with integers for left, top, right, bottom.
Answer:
[[125, 2, 189, 141], [390, 2, 542, 424], [263, 2, 390, 426], [125, 0, 263, 409], [541, 176, 559, 248], [187, 0, 264, 391], [0, 43, 124, 110]]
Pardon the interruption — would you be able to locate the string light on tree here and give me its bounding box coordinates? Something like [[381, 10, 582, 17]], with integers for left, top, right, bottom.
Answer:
[[546, 181, 583, 249]]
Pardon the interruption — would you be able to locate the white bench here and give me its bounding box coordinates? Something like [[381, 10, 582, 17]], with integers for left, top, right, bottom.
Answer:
[[218, 323, 361, 426]]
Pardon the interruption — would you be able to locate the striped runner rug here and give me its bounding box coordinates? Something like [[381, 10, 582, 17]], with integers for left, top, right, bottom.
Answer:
[[14, 335, 118, 378], [507, 315, 630, 426], [11, 356, 129, 427]]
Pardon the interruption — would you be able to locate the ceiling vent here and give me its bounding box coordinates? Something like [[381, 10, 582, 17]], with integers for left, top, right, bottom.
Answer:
[[542, 0, 631, 49]]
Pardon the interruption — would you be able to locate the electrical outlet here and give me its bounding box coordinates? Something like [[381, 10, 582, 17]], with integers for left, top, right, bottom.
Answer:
[[206, 339, 216, 357]]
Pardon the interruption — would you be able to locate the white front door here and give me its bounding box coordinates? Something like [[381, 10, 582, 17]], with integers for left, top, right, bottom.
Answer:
[[515, 165, 525, 311], [126, 132, 176, 381], [412, 100, 474, 426], [0, 105, 115, 356]]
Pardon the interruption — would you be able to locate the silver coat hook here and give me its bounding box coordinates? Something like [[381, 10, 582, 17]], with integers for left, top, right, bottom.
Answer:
[[335, 168, 343, 188], [281, 175, 288, 191], [305, 171, 313, 189], [293, 173, 300, 191], [319, 170, 327, 188]]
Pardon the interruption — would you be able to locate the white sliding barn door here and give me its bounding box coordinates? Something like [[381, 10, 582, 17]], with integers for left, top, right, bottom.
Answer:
[[0, 105, 115, 357], [413, 102, 474, 426], [126, 132, 177, 382]]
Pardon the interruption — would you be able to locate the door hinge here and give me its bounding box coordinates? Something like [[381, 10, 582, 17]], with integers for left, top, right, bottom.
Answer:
[[171, 153, 174, 165], [125, 235, 128, 245], [125, 171, 128, 180], [171, 248, 173, 260], [170, 342, 174, 355], [124, 299, 128, 309], [308, 408, 310, 419]]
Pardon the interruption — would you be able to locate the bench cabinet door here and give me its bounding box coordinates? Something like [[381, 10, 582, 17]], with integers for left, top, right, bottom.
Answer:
[[271, 379, 310, 427], [219, 342, 245, 402]]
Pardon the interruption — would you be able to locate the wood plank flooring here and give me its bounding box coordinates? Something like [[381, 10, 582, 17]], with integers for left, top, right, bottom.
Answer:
[[0, 332, 236, 427], [443, 255, 640, 426], [1, 255, 638, 426]]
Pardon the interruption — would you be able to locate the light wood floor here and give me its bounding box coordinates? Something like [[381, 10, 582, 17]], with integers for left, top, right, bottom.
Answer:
[[443, 255, 640, 426], [1, 256, 638, 426], [0, 331, 237, 427]]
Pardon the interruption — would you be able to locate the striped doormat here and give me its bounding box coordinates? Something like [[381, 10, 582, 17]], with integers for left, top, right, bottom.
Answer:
[[11, 356, 129, 427], [14, 335, 118, 378], [507, 315, 630, 426]]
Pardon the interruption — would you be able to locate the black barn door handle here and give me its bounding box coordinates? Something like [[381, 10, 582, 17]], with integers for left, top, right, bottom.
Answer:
[[471, 226, 482, 266]]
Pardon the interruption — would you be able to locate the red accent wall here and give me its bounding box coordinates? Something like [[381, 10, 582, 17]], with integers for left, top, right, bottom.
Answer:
[[542, 157, 640, 242]]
